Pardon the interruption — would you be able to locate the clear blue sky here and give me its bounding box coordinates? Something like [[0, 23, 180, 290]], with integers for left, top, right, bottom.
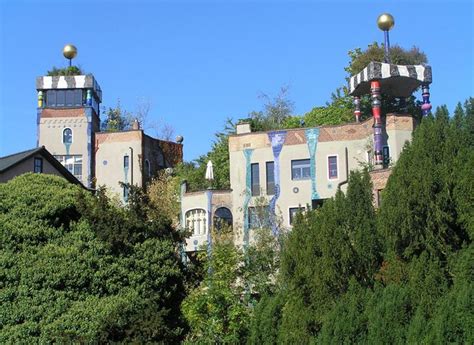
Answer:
[[1, 0, 472, 161]]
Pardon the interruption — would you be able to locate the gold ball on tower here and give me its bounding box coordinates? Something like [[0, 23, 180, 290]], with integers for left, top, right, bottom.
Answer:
[[63, 44, 78, 60], [377, 13, 395, 31]]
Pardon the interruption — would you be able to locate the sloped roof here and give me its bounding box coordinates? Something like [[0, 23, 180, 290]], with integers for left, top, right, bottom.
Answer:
[[0, 148, 43, 172], [0, 146, 83, 186]]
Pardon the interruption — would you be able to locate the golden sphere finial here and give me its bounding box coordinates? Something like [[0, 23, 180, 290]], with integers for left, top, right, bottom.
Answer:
[[63, 44, 78, 60], [377, 13, 395, 31]]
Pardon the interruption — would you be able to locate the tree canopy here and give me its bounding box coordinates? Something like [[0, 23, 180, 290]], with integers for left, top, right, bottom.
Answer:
[[47, 66, 83, 76], [0, 174, 186, 343]]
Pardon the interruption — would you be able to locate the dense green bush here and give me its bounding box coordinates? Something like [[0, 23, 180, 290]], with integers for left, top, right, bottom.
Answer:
[[0, 173, 185, 343]]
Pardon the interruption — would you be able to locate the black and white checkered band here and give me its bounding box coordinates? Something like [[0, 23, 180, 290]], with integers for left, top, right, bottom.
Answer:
[[349, 61, 432, 97]]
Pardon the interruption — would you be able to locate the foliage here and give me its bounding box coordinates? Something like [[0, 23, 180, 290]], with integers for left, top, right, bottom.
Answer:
[[176, 118, 235, 192], [246, 86, 294, 131], [248, 99, 473, 343], [0, 174, 186, 343], [47, 66, 83, 76], [378, 105, 471, 260], [249, 170, 378, 343], [147, 170, 181, 228], [101, 100, 133, 132], [181, 231, 251, 343], [345, 42, 427, 76]]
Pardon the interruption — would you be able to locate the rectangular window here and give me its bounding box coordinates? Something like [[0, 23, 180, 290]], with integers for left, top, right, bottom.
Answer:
[[65, 90, 74, 106], [248, 206, 270, 229], [54, 155, 82, 181], [46, 90, 56, 107], [312, 198, 326, 210], [383, 146, 390, 166], [291, 159, 311, 180], [251, 163, 260, 196], [34, 157, 43, 173], [56, 90, 66, 106], [289, 206, 305, 225], [123, 185, 129, 202], [266, 161, 275, 195], [124, 155, 130, 169], [328, 155, 338, 179], [74, 89, 83, 106]]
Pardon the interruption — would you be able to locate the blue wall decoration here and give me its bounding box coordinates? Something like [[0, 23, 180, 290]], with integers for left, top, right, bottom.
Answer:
[[267, 130, 287, 237], [305, 128, 320, 200], [206, 190, 213, 255], [243, 148, 254, 247]]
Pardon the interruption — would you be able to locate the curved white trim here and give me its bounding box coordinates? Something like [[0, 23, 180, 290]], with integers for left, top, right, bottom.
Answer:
[[62, 127, 73, 144]]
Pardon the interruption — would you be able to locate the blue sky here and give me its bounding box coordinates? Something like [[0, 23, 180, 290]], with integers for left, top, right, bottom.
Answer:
[[0, 0, 472, 161]]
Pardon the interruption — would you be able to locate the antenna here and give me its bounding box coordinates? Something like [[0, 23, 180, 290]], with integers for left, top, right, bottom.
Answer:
[[63, 44, 78, 67], [377, 13, 395, 63]]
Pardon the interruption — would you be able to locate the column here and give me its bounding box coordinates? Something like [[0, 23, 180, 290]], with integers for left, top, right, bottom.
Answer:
[[353, 96, 361, 122], [421, 84, 432, 116], [371, 81, 383, 166]]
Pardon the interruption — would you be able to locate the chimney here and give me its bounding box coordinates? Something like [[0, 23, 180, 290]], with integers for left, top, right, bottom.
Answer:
[[132, 118, 140, 130], [236, 122, 251, 134]]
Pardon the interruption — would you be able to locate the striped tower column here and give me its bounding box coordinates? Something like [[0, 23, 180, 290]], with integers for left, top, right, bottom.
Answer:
[[371, 80, 383, 166], [353, 96, 361, 122], [421, 84, 432, 116]]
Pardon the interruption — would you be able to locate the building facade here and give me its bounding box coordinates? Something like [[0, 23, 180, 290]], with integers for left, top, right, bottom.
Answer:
[[181, 113, 415, 251], [36, 74, 183, 199]]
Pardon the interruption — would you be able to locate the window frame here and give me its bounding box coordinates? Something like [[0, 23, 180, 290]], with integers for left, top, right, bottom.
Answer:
[[123, 185, 129, 202], [34, 157, 43, 173], [62, 128, 73, 144], [145, 159, 151, 178], [289, 206, 306, 226], [124, 155, 130, 169], [327, 154, 339, 180], [266, 161, 275, 195], [247, 206, 270, 229], [291, 159, 311, 181], [251, 163, 260, 196], [185, 208, 208, 236]]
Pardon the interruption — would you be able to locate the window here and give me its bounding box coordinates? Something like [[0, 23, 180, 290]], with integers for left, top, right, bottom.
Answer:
[[289, 206, 305, 225], [46, 90, 56, 106], [145, 159, 151, 178], [266, 161, 275, 195], [62, 128, 72, 144], [248, 206, 270, 229], [383, 146, 390, 166], [251, 163, 260, 196], [56, 90, 66, 106], [34, 157, 43, 173], [54, 155, 82, 181], [312, 199, 326, 210], [185, 209, 207, 236], [328, 155, 338, 179], [124, 155, 130, 169], [376, 189, 383, 208], [213, 207, 233, 231], [123, 185, 129, 202], [291, 159, 311, 180], [45, 89, 83, 107]]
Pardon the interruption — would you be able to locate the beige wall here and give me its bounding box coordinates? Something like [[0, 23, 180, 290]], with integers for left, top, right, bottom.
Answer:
[[0, 155, 68, 183], [38, 107, 100, 187], [229, 115, 413, 243], [95, 131, 143, 200]]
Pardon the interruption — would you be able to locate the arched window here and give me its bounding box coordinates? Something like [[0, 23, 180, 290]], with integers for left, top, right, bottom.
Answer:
[[185, 209, 207, 236], [213, 207, 233, 231], [63, 128, 73, 144]]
